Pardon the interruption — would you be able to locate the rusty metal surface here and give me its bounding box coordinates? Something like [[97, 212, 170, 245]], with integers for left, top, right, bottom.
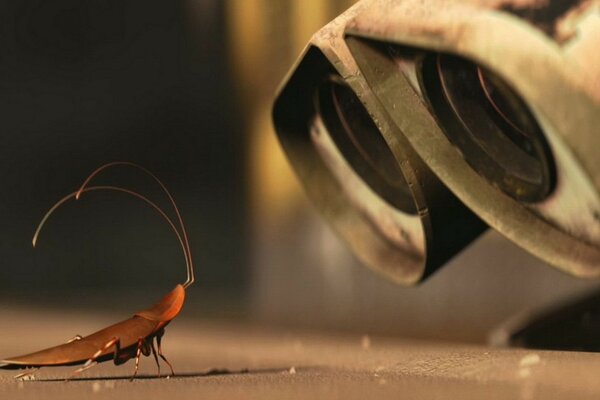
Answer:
[[272, 1, 486, 285], [272, 0, 600, 281], [345, 0, 600, 276], [2, 308, 600, 399]]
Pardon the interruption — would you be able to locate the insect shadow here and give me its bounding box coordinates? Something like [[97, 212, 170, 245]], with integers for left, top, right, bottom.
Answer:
[[31, 367, 297, 382]]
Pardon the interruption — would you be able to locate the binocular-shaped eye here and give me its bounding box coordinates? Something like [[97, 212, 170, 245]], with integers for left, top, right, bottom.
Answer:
[[315, 76, 416, 213], [421, 53, 555, 203], [273, 2, 600, 284]]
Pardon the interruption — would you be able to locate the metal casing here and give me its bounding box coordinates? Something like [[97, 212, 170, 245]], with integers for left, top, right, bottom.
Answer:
[[345, 0, 600, 276], [272, 2, 486, 285]]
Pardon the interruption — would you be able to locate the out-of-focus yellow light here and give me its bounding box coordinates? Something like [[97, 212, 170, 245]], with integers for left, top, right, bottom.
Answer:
[[226, 0, 358, 223]]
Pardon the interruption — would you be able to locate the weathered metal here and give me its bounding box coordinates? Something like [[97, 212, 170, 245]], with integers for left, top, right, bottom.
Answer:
[[272, 0, 600, 282], [272, 1, 487, 285]]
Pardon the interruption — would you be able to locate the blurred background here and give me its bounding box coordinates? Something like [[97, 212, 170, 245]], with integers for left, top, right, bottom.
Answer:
[[0, 0, 598, 344]]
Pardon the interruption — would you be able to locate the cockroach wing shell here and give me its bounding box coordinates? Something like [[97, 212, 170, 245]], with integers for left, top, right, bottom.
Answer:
[[135, 284, 185, 322], [0, 285, 185, 369], [0, 318, 159, 368]]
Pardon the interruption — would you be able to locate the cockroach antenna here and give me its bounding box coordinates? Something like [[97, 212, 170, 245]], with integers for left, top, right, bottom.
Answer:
[[75, 162, 195, 288], [32, 185, 191, 281]]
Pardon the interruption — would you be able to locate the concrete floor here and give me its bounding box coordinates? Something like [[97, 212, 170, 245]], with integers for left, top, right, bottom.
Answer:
[[1, 307, 600, 399]]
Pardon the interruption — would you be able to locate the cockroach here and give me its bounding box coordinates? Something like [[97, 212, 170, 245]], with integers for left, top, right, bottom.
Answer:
[[0, 162, 195, 380]]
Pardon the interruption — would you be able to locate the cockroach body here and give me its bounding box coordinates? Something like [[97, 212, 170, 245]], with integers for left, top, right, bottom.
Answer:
[[0, 162, 195, 380]]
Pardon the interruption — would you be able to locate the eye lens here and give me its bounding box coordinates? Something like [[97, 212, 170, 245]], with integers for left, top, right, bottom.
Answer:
[[420, 54, 555, 202], [316, 77, 416, 213]]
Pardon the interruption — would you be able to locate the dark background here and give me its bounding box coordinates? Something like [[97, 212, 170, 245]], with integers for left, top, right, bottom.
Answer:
[[0, 1, 247, 309], [0, 0, 597, 344]]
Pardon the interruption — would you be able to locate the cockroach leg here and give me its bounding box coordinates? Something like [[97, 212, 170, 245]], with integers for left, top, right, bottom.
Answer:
[[70, 361, 98, 379], [131, 338, 144, 381], [156, 330, 175, 377], [70, 337, 121, 379], [14, 367, 39, 380], [141, 340, 152, 357], [150, 338, 161, 378], [66, 335, 83, 343]]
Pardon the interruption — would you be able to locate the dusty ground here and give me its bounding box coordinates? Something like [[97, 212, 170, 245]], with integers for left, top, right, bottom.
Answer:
[[1, 307, 600, 399]]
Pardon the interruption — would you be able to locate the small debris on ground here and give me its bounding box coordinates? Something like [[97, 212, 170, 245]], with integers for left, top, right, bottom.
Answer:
[[518, 368, 531, 378], [518, 353, 540, 379], [361, 335, 371, 350], [519, 354, 540, 367]]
